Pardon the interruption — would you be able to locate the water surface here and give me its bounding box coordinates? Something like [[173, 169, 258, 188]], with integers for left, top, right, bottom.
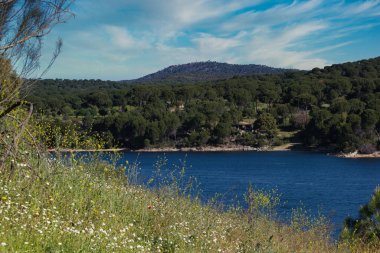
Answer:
[[82, 151, 380, 237]]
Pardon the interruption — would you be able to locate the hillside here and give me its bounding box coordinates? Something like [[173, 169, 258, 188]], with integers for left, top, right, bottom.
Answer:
[[28, 56, 380, 154], [3, 151, 377, 252], [127, 61, 294, 84]]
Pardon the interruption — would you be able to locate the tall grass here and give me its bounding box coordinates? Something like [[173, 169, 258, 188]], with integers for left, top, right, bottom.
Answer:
[[0, 154, 379, 252]]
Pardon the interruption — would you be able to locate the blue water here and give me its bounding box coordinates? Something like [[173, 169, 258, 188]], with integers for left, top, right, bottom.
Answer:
[[76, 151, 380, 237]]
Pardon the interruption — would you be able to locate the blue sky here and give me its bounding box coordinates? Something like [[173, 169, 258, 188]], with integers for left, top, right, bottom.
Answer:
[[40, 0, 380, 80]]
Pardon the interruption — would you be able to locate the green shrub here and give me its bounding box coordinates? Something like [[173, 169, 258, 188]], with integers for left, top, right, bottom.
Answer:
[[341, 187, 380, 243]]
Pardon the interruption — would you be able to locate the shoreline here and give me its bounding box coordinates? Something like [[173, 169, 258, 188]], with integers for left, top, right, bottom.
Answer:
[[48, 148, 128, 152], [134, 145, 258, 153], [134, 143, 303, 153], [333, 151, 380, 159], [48, 145, 380, 159], [48, 143, 300, 153], [136, 145, 296, 152]]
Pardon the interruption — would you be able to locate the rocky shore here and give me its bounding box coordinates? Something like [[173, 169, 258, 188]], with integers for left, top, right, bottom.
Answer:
[[134, 145, 258, 152], [134, 143, 300, 152], [334, 151, 380, 159], [48, 145, 380, 159]]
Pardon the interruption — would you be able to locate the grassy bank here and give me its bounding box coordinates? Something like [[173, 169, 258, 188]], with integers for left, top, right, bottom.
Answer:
[[0, 155, 378, 252]]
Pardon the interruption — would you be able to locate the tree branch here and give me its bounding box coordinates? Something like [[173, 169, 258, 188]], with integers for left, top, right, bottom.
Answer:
[[0, 31, 46, 51], [13, 102, 33, 153], [0, 100, 22, 119]]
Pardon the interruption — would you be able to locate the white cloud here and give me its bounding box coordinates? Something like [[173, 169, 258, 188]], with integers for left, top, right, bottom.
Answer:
[[103, 25, 149, 50], [193, 33, 242, 55], [104, 26, 137, 49], [277, 22, 327, 47], [341, 0, 380, 16], [42, 0, 380, 79], [235, 22, 329, 69], [222, 0, 324, 31], [167, 0, 260, 25], [215, 0, 380, 70]]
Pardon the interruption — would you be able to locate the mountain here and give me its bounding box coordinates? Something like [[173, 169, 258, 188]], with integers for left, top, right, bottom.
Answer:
[[127, 61, 295, 84]]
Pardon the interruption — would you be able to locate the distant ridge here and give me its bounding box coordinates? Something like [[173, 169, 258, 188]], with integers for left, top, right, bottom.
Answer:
[[126, 61, 295, 84]]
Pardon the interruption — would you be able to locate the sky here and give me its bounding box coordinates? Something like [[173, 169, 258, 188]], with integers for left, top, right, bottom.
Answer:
[[40, 0, 380, 81]]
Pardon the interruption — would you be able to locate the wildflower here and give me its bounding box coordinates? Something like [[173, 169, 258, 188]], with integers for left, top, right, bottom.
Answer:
[[1, 242, 6, 247]]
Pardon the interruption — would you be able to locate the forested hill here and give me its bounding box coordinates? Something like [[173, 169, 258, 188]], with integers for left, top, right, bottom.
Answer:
[[126, 61, 294, 84], [28, 56, 380, 153]]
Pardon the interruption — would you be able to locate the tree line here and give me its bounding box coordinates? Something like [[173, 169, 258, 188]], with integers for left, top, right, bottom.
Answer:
[[27, 57, 380, 152]]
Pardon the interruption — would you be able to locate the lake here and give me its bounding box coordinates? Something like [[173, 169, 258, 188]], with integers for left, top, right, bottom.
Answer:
[[76, 151, 380, 238]]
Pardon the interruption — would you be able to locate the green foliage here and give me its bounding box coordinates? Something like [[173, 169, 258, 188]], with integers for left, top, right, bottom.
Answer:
[[26, 56, 380, 152], [0, 155, 364, 252], [0, 57, 36, 169], [245, 185, 281, 219], [254, 113, 278, 138], [33, 117, 108, 150], [187, 129, 210, 147], [341, 187, 380, 244]]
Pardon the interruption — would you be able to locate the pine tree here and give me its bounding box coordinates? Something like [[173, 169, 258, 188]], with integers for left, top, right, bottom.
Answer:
[[341, 187, 380, 242]]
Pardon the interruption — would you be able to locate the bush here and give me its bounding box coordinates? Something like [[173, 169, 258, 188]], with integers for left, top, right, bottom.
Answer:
[[272, 138, 284, 147], [358, 143, 377, 154], [237, 132, 257, 147], [341, 187, 380, 243]]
